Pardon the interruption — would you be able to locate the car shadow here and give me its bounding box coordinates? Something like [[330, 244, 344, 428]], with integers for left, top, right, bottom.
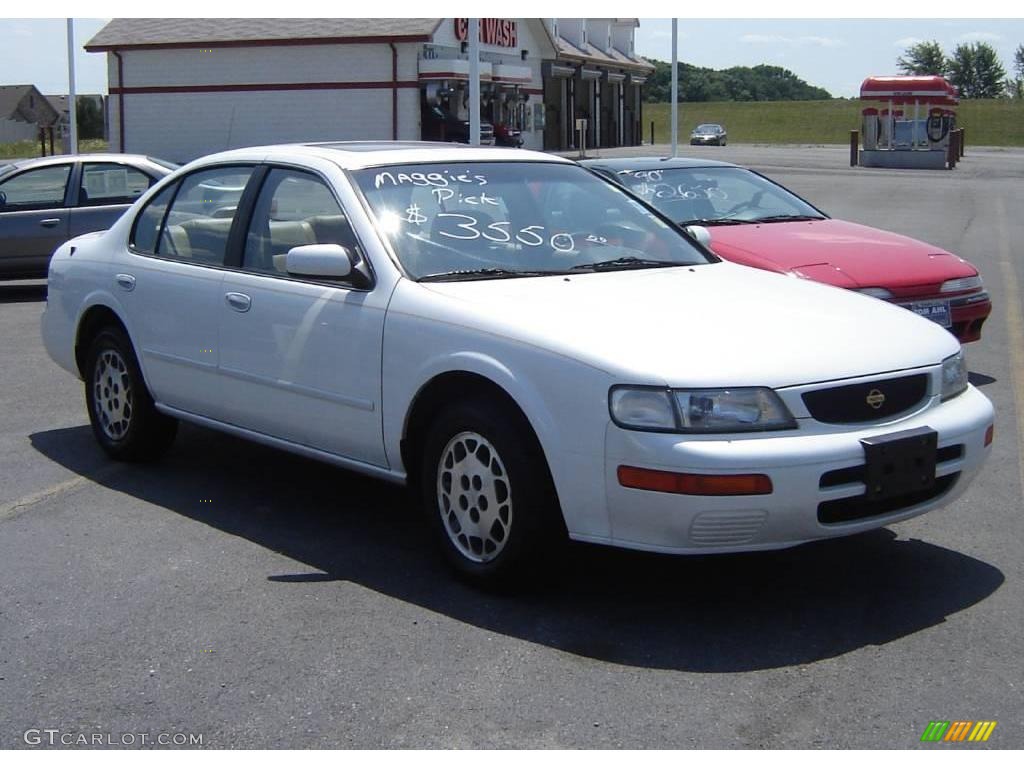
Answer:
[[0, 282, 47, 304], [31, 423, 1004, 673], [968, 371, 996, 387]]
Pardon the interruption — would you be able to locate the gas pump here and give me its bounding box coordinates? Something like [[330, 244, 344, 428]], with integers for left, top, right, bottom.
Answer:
[[857, 75, 959, 169], [926, 107, 951, 146], [861, 107, 879, 151]]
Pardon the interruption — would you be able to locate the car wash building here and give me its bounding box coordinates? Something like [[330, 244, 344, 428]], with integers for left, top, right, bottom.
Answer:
[[85, 18, 652, 162]]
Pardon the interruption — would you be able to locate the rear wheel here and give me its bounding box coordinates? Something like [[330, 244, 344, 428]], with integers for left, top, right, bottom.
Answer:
[[85, 326, 177, 462], [420, 399, 565, 588]]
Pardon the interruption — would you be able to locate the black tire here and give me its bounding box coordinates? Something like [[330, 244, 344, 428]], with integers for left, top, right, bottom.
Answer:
[[419, 398, 566, 589], [84, 326, 177, 462]]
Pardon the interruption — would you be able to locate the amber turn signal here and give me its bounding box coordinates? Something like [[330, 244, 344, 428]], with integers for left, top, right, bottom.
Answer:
[[617, 466, 773, 496]]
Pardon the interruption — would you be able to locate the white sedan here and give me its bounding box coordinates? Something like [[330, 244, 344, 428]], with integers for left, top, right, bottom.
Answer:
[[42, 142, 994, 588]]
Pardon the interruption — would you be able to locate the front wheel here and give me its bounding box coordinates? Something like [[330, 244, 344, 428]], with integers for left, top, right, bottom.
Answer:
[[85, 326, 177, 462], [420, 399, 565, 588]]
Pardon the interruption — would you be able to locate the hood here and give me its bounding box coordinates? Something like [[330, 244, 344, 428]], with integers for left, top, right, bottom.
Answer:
[[708, 219, 976, 294], [411, 262, 959, 389]]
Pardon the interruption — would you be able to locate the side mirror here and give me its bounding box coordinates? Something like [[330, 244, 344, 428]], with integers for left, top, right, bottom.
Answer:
[[685, 225, 713, 249], [284, 243, 354, 279], [0, 190, 6, 207]]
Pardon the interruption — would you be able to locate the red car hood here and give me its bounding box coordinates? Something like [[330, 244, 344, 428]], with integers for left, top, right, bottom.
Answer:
[[707, 218, 976, 295]]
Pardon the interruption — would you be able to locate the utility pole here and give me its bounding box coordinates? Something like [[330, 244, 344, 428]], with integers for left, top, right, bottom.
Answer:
[[670, 19, 678, 157], [469, 19, 481, 146], [67, 18, 78, 154]]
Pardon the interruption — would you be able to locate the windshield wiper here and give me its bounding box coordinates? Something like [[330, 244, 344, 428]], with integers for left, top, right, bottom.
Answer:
[[570, 256, 690, 272], [678, 217, 752, 227], [418, 268, 567, 282], [747, 214, 826, 223]]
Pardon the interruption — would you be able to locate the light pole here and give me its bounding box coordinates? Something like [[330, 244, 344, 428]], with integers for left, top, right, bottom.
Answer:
[[67, 18, 78, 154], [670, 18, 678, 157], [469, 19, 481, 146]]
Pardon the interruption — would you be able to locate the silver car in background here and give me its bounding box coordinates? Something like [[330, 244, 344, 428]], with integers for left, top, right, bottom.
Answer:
[[690, 123, 727, 146], [0, 154, 177, 280]]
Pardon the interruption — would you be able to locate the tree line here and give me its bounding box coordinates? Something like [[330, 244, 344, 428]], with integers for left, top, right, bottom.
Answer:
[[643, 60, 832, 103], [898, 41, 1024, 99]]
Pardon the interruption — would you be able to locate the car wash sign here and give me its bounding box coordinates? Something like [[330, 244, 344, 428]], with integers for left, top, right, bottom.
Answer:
[[454, 18, 518, 49]]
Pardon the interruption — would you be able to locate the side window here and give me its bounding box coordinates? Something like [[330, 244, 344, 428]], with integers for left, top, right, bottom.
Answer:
[[80, 163, 153, 207], [242, 169, 359, 277], [130, 182, 178, 254], [156, 167, 254, 266], [0, 165, 71, 211]]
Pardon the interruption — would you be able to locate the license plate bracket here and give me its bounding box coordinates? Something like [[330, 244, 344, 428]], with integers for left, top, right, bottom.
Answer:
[[860, 427, 938, 501]]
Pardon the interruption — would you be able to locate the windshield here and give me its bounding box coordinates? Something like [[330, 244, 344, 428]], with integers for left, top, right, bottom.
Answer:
[[695, 124, 721, 133], [611, 166, 824, 226], [354, 162, 712, 280]]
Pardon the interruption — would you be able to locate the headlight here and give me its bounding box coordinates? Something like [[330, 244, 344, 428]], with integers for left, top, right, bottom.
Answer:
[[856, 287, 894, 299], [941, 350, 968, 400], [940, 275, 983, 293], [609, 386, 797, 433], [609, 387, 678, 432]]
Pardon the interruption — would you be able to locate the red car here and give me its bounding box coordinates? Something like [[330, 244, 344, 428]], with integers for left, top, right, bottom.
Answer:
[[583, 157, 991, 343]]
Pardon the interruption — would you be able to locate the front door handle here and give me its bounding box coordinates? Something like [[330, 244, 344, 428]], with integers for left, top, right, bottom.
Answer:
[[225, 292, 251, 313], [39, 218, 61, 228], [115, 273, 136, 291]]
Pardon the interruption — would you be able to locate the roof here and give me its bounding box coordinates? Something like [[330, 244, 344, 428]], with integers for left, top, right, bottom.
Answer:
[[0, 154, 177, 177], [181, 141, 574, 172], [0, 84, 60, 125], [0, 85, 31, 118], [45, 94, 70, 122], [85, 18, 441, 51], [554, 36, 653, 72], [580, 157, 738, 171]]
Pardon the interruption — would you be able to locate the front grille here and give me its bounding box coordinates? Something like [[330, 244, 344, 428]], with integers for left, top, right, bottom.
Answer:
[[817, 473, 959, 524], [819, 444, 964, 489], [803, 374, 928, 424]]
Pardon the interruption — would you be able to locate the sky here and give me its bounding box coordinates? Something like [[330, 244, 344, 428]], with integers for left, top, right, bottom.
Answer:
[[0, 17, 1022, 99], [634, 18, 1024, 97]]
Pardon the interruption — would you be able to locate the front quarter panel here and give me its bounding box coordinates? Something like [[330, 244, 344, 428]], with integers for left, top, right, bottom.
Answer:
[[382, 279, 619, 541]]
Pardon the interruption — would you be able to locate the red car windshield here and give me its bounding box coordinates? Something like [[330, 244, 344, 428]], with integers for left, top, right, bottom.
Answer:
[[614, 166, 825, 227]]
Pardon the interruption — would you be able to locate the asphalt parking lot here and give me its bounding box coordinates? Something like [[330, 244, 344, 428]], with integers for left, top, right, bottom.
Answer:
[[1, 144, 1022, 749]]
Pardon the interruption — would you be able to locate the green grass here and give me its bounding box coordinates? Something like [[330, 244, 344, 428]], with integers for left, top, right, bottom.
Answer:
[[644, 99, 1024, 147], [0, 138, 109, 160]]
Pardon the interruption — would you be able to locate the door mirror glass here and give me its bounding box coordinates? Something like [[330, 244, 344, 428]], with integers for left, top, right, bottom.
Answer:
[[284, 244, 354, 279], [685, 224, 713, 248]]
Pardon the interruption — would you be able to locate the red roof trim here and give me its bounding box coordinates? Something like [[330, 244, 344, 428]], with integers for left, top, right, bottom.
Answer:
[[110, 81, 420, 95], [85, 34, 431, 52]]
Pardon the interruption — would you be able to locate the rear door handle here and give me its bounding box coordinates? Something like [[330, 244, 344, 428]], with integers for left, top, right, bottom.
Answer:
[[39, 218, 61, 228], [115, 273, 136, 291], [225, 292, 251, 312]]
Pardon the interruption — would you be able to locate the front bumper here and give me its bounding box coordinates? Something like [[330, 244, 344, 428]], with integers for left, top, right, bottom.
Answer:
[[893, 292, 991, 344], [602, 385, 993, 554], [690, 136, 722, 145]]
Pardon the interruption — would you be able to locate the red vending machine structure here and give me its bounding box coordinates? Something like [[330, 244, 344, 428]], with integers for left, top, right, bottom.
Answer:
[[858, 75, 959, 169]]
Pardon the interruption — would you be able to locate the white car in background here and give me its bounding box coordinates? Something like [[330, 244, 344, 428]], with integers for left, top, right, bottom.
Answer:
[[42, 142, 994, 588]]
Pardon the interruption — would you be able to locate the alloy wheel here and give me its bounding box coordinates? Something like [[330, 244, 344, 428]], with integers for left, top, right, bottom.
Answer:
[[436, 431, 513, 563], [93, 348, 133, 441]]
